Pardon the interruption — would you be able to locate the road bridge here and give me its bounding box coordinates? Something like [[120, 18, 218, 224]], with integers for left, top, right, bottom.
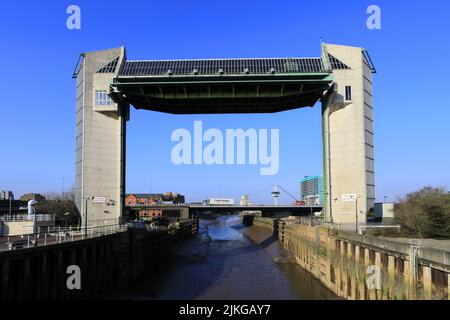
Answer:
[[127, 203, 322, 219]]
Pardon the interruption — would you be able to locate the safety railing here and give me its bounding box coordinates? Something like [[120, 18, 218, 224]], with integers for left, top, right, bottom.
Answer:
[[0, 224, 128, 251], [285, 217, 401, 235], [0, 214, 55, 222]]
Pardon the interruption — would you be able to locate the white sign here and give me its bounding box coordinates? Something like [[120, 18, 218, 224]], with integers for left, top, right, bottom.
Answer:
[[342, 194, 357, 202], [92, 197, 106, 203]]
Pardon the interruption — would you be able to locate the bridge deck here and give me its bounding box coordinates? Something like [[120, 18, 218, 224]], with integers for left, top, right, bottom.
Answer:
[[110, 57, 334, 114]]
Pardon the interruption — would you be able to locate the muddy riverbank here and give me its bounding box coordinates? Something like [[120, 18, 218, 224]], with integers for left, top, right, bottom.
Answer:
[[101, 215, 337, 300]]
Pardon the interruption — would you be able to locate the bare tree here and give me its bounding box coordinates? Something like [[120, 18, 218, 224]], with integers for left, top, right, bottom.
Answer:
[[395, 186, 450, 238], [38, 186, 80, 225]]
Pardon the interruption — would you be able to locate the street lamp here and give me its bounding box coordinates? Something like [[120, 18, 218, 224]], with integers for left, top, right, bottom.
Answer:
[[64, 212, 71, 227], [83, 196, 93, 236], [354, 195, 363, 234]]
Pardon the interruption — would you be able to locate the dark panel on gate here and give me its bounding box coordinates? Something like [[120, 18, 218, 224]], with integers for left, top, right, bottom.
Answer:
[[119, 58, 325, 76]]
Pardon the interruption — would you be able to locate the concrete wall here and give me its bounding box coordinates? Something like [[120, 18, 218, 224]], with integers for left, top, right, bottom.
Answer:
[[75, 47, 129, 227], [322, 44, 375, 223], [247, 217, 450, 300], [1, 220, 56, 236], [1, 221, 34, 236]]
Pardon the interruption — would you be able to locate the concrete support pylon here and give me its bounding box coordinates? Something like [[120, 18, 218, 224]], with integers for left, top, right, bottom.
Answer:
[[74, 47, 129, 228], [321, 43, 376, 224]]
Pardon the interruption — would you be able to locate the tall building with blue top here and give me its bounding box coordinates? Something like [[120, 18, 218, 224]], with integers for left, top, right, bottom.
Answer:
[[300, 176, 324, 206]]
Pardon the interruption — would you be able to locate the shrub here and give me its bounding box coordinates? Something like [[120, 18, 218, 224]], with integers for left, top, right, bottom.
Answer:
[[394, 186, 450, 238]]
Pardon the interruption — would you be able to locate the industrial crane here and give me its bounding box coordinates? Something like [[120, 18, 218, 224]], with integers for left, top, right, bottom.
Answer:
[[271, 184, 304, 206]]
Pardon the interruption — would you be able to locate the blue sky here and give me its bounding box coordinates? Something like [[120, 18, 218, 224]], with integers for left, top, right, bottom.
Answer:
[[1, 0, 449, 204]]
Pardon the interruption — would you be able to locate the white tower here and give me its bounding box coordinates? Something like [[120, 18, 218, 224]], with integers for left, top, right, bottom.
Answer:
[[27, 199, 38, 220], [271, 184, 280, 206]]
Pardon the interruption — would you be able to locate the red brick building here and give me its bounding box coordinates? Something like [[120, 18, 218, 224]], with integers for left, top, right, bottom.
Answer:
[[125, 193, 163, 219], [125, 192, 186, 220]]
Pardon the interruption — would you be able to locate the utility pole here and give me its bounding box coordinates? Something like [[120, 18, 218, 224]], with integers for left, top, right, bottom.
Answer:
[[355, 197, 359, 233], [62, 177, 65, 199], [84, 197, 89, 235]]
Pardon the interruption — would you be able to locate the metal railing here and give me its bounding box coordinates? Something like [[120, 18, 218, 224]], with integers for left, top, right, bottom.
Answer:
[[0, 214, 55, 222], [1, 224, 128, 251], [284, 217, 401, 234], [1, 218, 199, 251]]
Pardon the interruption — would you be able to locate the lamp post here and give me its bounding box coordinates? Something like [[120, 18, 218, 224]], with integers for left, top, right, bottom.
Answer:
[[64, 212, 71, 227], [84, 197, 90, 236], [355, 196, 358, 233]]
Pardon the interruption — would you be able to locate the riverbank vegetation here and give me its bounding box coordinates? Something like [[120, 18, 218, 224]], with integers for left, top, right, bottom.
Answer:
[[394, 186, 450, 239], [36, 189, 80, 226]]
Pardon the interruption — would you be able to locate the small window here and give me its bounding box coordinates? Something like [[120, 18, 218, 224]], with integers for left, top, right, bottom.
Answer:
[[345, 86, 352, 101], [95, 90, 112, 105]]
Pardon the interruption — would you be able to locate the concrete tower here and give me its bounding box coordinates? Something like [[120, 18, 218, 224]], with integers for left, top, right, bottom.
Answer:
[[73, 47, 129, 227], [321, 43, 376, 223]]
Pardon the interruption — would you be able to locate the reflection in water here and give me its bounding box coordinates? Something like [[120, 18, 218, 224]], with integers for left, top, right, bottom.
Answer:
[[104, 215, 338, 300]]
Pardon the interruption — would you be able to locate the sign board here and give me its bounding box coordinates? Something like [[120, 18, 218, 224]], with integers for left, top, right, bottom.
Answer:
[[342, 194, 357, 202], [92, 196, 106, 203]]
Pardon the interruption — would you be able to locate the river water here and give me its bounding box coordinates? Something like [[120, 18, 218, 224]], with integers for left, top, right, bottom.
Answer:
[[106, 215, 337, 300]]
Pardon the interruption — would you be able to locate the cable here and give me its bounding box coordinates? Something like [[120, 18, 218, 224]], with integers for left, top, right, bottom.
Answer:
[[277, 184, 299, 202]]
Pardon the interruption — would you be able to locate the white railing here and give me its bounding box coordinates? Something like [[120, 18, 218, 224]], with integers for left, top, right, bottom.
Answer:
[[1, 224, 128, 251], [0, 214, 55, 222], [285, 217, 401, 234]]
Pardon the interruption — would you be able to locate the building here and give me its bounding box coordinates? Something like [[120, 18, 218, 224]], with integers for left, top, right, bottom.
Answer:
[[125, 193, 163, 205], [20, 193, 46, 202], [239, 195, 254, 206], [0, 213, 55, 236], [374, 202, 395, 223], [125, 192, 185, 220], [125, 194, 163, 219], [207, 198, 235, 205], [0, 199, 27, 215], [73, 43, 375, 225], [162, 192, 185, 204], [300, 176, 324, 206], [0, 190, 14, 200]]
